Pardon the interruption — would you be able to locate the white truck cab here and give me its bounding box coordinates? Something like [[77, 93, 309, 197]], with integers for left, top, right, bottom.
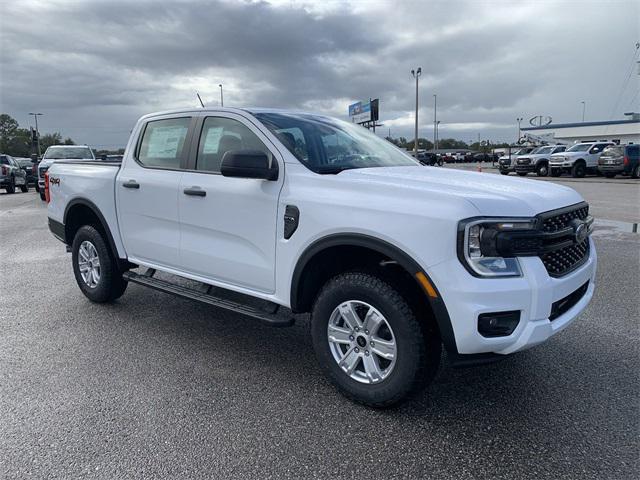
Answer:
[[549, 141, 613, 178], [45, 108, 597, 406]]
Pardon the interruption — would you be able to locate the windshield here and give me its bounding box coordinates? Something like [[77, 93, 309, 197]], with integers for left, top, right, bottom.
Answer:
[[566, 143, 591, 152], [534, 146, 554, 154], [44, 147, 93, 159], [254, 112, 417, 173]]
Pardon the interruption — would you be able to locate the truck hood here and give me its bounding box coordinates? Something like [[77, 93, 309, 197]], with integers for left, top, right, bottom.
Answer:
[[338, 166, 583, 217]]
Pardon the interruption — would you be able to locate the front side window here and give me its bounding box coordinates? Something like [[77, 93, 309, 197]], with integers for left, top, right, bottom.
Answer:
[[254, 112, 417, 174], [196, 116, 272, 173], [137, 117, 191, 169]]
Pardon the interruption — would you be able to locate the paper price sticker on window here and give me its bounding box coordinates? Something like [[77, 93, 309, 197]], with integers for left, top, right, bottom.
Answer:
[[147, 125, 188, 158]]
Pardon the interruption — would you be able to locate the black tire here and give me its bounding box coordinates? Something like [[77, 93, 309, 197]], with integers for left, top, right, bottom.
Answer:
[[310, 272, 441, 408], [632, 165, 640, 179], [550, 169, 561, 177], [571, 162, 586, 178], [5, 177, 15, 194], [20, 181, 28, 192], [500, 170, 509, 175], [71, 225, 127, 303], [39, 190, 46, 201], [536, 162, 549, 177], [516, 172, 527, 176]]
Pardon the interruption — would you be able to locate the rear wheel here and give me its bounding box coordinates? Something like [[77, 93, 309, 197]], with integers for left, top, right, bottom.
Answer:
[[571, 162, 586, 178], [39, 190, 46, 201], [20, 181, 28, 192], [311, 272, 441, 407], [71, 225, 127, 303], [632, 165, 640, 179], [5, 177, 15, 194]]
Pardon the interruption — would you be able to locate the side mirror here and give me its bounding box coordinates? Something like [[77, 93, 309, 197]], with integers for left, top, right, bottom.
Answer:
[[220, 150, 278, 181]]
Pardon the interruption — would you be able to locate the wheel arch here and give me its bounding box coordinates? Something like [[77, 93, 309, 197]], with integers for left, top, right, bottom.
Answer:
[[290, 233, 458, 354], [63, 198, 122, 265]]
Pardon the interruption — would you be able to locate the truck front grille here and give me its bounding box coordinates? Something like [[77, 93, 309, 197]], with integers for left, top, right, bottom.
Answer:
[[541, 204, 589, 233], [540, 239, 590, 277], [537, 203, 591, 276]]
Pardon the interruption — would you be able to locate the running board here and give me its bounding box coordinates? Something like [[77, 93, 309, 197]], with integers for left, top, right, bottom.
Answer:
[[122, 270, 294, 327]]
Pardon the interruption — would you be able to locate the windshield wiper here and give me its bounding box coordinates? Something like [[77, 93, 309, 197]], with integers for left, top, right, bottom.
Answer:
[[315, 165, 360, 174]]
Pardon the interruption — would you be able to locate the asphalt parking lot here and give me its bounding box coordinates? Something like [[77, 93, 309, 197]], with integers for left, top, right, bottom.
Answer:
[[1, 180, 639, 479]]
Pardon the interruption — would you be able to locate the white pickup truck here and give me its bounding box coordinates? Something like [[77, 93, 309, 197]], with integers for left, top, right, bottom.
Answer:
[[46, 107, 597, 406]]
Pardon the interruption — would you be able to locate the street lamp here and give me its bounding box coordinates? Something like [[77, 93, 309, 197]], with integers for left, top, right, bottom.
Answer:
[[435, 120, 440, 151], [28, 112, 43, 157], [581, 101, 586, 122], [219, 84, 224, 107], [411, 67, 422, 156], [516, 117, 523, 142], [433, 94, 437, 151]]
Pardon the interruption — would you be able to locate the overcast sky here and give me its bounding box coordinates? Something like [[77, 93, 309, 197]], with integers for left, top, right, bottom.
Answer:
[[1, 0, 638, 149]]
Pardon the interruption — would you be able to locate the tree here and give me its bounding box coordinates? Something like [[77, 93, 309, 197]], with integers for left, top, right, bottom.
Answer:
[[0, 114, 19, 153]]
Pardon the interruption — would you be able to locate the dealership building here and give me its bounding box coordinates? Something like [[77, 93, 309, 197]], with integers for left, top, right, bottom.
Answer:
[[521, 113, 640, 145]]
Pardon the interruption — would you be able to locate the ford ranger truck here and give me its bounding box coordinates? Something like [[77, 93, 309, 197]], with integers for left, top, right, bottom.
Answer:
[[45, 108, 597, 407]]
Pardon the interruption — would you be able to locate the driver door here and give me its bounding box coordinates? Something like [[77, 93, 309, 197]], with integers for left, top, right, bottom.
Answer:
[[177, 113, 283, 293]]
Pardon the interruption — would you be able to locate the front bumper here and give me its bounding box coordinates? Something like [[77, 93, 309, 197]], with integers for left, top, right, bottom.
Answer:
[[427, 236, 596, 356], [515, 164, 535, 173]]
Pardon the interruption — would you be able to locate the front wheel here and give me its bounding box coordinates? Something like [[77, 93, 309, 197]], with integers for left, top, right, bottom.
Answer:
[[500, 170, 509, 175], [5, 177, 15, 194], [311, 272, 441, 407], [20, 181, 29, 192], [536, 163, 549, 177], [71, 225, 128, 303], [571, 162, 586, 178]]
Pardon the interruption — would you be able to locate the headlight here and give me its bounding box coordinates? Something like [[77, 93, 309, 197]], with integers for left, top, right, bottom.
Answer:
[[457, 218, 537, 277]]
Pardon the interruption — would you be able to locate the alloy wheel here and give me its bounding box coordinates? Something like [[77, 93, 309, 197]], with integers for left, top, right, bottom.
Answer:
[[78, 240, 101, 288], [327, 300, 397, 384]]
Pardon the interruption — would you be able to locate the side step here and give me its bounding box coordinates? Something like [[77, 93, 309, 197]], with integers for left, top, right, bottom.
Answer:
[[122, 270, 294, 327]]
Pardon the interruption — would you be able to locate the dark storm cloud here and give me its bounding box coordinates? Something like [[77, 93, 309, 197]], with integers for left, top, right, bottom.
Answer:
[[1, 0, 638, 148]]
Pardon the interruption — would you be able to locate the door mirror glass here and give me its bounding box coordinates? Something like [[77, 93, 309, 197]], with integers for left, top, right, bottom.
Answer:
[[220, 150, 278, 180]]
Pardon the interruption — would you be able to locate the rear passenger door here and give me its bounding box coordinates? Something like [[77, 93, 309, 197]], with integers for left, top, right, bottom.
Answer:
[[116, 115, 194, 269], [177, 113, 283, 293]]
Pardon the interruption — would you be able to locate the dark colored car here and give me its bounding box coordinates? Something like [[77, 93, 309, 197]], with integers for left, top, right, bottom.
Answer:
[[16, 158, 38, 186], [0, 154, 29, 193], [416, 151, 442, 166], [597, 144, 640, 178], [473, 152, 492, 162]]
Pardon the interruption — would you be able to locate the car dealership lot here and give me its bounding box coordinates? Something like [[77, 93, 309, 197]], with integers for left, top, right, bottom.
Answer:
[[1, 188, 638, 479]]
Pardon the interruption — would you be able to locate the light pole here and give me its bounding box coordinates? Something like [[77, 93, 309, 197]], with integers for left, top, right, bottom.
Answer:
[[516, 117, 523, 142], [219, 84, 224, 107], [581, 101, 586, 122], [433, 94, 437, 152], [435, 120, 440, 151], [411, 67, 422, 156], [28, 112, 43, 157]]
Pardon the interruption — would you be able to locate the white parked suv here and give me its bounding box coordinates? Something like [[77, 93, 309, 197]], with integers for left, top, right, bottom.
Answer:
[[45, 108, 597, 406], [549, 142, 612, 178], [514, 144, 567, 177]]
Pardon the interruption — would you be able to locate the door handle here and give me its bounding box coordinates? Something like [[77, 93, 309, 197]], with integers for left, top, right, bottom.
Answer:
[[183, 187, 206, 197], [122, 180, 140, 189]]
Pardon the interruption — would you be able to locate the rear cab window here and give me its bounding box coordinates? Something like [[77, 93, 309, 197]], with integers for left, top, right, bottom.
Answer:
[[136, 117, 192, 169]]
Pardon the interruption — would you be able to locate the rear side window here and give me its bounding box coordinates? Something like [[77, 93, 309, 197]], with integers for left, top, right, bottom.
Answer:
[[627, 145, 640, 157], [196, 116, 272, 173], [137, 117, 191, 169]]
